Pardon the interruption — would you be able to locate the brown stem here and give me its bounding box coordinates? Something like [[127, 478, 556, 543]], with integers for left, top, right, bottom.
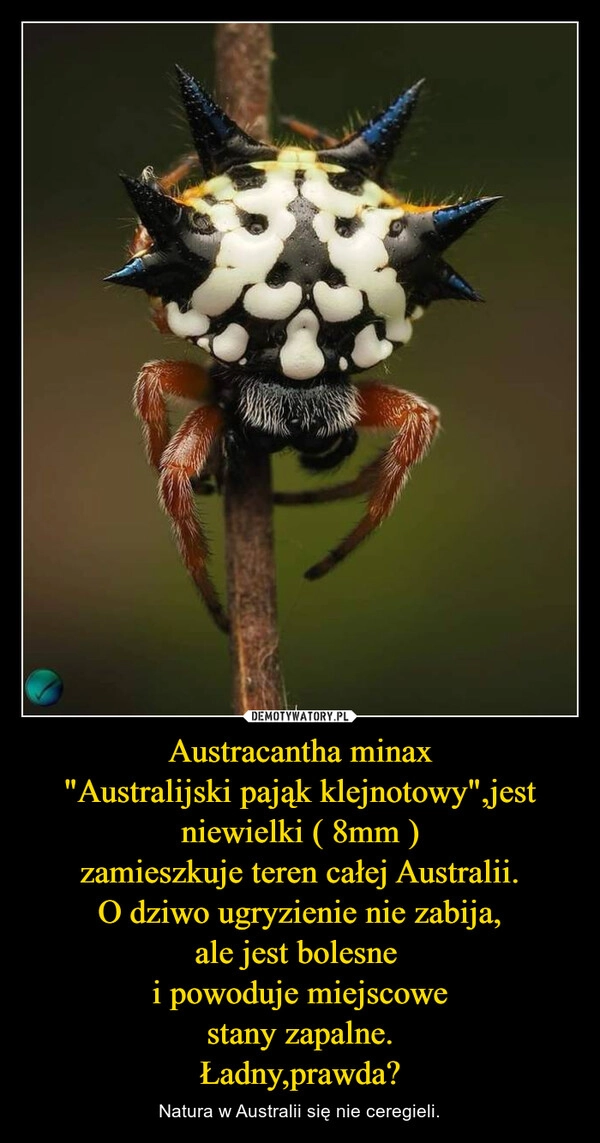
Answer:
[[215, 23, 285, 713], [215, 23, 273, 141]]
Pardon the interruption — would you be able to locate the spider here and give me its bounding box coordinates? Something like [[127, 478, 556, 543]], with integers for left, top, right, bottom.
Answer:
[[106, 67, 499, 633]]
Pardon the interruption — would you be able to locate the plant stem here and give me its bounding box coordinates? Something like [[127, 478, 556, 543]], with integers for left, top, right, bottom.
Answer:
[[215, 23, 285, 713]]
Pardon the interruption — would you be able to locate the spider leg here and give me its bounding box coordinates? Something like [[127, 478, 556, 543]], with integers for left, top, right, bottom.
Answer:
[[280, 116, 340, 148], [158, 404, 229, 632], [274, 466, 374, 506], [157, 152, 199, 191], [302, 383, 440, 580], [134, 360, 213, 470]]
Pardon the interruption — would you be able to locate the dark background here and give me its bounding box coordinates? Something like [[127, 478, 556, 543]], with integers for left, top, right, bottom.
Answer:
[[24, 22, 576, 716]]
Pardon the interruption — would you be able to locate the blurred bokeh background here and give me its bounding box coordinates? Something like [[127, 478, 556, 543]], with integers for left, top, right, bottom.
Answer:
[[24, 23, 576, 715]]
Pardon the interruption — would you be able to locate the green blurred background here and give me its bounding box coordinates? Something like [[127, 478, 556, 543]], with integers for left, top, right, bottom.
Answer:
[[24, 23, 576, 715]]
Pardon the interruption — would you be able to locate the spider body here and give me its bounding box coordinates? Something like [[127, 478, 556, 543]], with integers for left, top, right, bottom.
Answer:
[[107, 69, 499, 631]]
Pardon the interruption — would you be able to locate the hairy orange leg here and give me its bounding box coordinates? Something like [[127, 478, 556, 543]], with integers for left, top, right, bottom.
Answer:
[[276, 383, 440, 580], [134, 360, 213, 470], [158, 405, 228, 632]]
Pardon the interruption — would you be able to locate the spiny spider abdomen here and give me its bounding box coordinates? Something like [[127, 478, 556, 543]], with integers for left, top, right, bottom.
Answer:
[[106, 68, 499, 632]]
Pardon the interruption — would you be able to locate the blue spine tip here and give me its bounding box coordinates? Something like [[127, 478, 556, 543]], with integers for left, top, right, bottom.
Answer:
[[361, 79, 424, 148], [435, 201, 480, 225], [104, 257, 146, 283], [447, 272, 482, 302], [433, 196, 501, 241]]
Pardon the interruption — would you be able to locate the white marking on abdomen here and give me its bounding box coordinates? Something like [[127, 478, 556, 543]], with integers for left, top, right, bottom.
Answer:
[[210, 202, 240, 231], [385, 315, 413, 344], [302, 168, 363, 217], [352, 325, 393, 368], [280, 309, 325, 380], [190, 268, 246, 316], [212, 323, 249, 362], [218, 230, 284, 282], [314, 209, 412, 347], [362, 207, 405, 238], [313, 280, 363, 322], [165, 303, 210, 338], [234, 169, 298, 239], [243, 281, 302, 319]]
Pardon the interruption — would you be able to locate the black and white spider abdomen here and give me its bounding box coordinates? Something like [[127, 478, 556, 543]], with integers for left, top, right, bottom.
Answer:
[[164, 151, 416, 388], [108, 71, 498, 446]]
